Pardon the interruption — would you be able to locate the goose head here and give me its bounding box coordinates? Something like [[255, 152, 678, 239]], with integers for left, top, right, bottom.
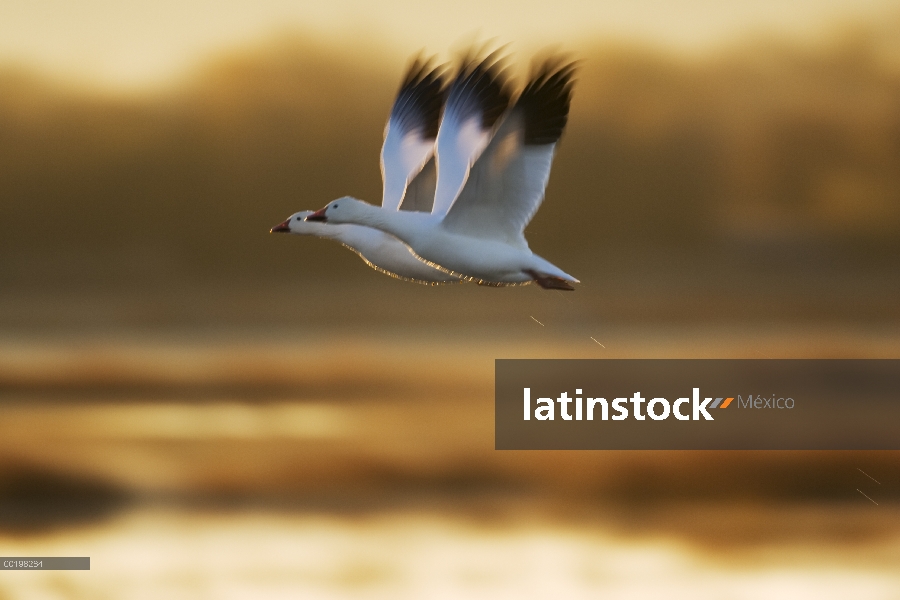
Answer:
[[305, 197, 368, 225], [270, 211, 316, 234]]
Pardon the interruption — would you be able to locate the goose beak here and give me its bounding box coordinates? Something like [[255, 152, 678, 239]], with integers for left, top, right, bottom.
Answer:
[[305, 208, 328, 222], [270, 219, 291, 233]]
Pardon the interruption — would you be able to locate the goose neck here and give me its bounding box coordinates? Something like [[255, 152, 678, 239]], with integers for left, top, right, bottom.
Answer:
[[361, 206, 419, 240]]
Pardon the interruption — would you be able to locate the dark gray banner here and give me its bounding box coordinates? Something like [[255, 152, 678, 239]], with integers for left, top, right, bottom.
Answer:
[[495, 360, 900, 450], [0, 557, 90, 570]]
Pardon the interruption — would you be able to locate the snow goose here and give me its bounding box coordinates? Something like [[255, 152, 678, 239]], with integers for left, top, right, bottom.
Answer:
[[271, 54, 509, 284], [307, 58, 578, 290]]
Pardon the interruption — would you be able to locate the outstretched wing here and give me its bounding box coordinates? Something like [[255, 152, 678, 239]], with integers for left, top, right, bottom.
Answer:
[[430, 51, 510, 217], [439, 59, 576, 246], [381, 56, 446, 212]]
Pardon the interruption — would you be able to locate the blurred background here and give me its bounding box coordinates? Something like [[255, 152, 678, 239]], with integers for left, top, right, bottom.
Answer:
[[1, 0, 899, 597]]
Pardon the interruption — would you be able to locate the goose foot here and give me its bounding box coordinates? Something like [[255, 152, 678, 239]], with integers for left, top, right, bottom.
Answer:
[[524, 270, 575, 291]]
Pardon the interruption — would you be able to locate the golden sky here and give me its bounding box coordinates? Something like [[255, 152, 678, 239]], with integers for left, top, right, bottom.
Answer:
[[0, 0, 897, 90]]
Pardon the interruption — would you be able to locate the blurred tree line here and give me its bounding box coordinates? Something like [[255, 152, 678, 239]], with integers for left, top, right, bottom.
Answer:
[[1, 33, 898, 291]]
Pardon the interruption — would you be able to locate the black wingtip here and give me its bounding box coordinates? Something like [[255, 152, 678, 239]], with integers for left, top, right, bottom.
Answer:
[[446, 45, 513, 129], [516, 57, 578, 146], [391, 54, 448, 140]]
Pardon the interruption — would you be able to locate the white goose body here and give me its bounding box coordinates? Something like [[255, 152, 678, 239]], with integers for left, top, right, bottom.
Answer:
[[308, 60, 579, 290], [277, 211, 458, 283], [325, 202, 574, 285]]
